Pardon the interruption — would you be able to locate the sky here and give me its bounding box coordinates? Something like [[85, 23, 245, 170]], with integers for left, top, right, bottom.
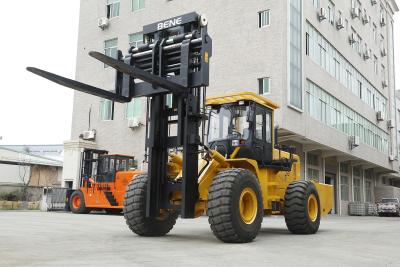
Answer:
[[0, 1, 80, 145], [0, 1, 399, 145]]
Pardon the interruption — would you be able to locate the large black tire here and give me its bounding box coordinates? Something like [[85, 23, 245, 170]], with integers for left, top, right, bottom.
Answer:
[[207, 168, 263, 243], [123, 174, 178, 236], [284, 181, 321, 234], [69, 190, 91, 214]]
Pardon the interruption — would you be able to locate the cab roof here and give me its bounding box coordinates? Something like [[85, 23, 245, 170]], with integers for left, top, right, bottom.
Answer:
[[206, 91, 280, 110]]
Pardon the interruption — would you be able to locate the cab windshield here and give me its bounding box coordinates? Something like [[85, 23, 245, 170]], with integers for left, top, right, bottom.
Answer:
[[207, 104, 250, 143]]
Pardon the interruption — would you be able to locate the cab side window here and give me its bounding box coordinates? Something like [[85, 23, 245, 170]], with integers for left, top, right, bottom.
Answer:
[[254, 105, 272, 144], [265, 112, 272, 143], [255, 113, 264, 140], [254, 106, 265, 140]]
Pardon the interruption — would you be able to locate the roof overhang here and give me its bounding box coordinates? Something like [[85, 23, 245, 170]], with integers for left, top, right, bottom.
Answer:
[[206, 91, 280, 110]]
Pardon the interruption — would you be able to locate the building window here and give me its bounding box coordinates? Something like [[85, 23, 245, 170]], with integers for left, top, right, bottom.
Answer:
[[104, 38, 118, 68], [307, 168, 320, 182], [258, 77, 270, 95], [374, 55, 378, 74], [100, 99, 114, 121], [132, 0, 145, 11], [305, 22, 387, 118], [373, 23, 377, 43], [306, 80, 389, 153], [258, 10, 270, 28], [365, 180, 373, 202], [129, 32, 144, 48], [289, 0, 302, 109], [307, 153, 319, 166], [126, 98, 142, 119], [328, 0, 335, 25], [166, 94, 173, 108], [340, 175, 350, 201], [106, 0, 120, 19], [353, 178, 361, 202]]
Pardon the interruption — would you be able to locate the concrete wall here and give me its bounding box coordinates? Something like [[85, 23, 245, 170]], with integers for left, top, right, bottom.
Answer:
[[0, 184, 43, 202], [0, 164, 31, 184]]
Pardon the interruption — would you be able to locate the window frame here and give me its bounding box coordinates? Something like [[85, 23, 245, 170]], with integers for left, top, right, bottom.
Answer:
[[258, 77, 271, 95], [99, 99, 114, 121], [258, 10, 271, 28], [132, 0, 145, 12]]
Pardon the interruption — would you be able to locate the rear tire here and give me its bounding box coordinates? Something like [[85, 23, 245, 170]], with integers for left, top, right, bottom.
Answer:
[[69, 190, 91, 214], [284, 181, 320, 234], [207, 168, 263, 243], [123, 174, 178, 236]]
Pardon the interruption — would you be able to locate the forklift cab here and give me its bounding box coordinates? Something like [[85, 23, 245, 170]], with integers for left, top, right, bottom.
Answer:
[[97, 155, 136, 182], [206, 92, 278, 166]]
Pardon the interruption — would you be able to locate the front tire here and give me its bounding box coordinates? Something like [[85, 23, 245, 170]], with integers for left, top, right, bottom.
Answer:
[[123, 174, 178, 236], [284, 181, 320, 234], [207, 168, 263, 243], [69, 190, 91, 214]]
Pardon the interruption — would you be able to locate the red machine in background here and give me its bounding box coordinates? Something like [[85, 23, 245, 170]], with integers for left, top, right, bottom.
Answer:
[[68, 149, 142, 214]]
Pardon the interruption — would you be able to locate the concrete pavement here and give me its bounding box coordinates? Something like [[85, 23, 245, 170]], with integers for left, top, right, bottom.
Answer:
[[0, 211, 399, 267]]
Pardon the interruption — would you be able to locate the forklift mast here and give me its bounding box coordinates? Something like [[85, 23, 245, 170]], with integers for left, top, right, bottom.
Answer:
[[27, 12, 212, 218]]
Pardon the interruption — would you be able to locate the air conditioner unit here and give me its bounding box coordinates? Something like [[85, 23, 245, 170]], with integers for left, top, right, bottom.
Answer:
[[81, 130, 96, 141], [349, 135, 360, 149], [97, 17, 109, 30], [364, 50, 371, 60], [381, 48, 387, 57], [336, 17, 344, 30], [389, 154, 396, 161], [349, 33, 357, 44], [376, 111, 384, 121], [380, 15, 386, 26], [382, 79, 388, 88], [387, 120, 395, 129], [362, 14, 370, 24], [318, 8, 327, 21], [371, 0, 377, 5], [128, 117, 142, 128], [351, 7, 359, 18]]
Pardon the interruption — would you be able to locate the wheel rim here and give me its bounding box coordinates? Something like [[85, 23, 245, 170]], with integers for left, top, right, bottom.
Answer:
[[72, 195, 81, 209], [239, 187, 257, 224], [307, 194, 318, 222]]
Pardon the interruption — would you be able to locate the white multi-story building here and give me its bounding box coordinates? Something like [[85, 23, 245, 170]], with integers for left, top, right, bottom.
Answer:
[[68, 0, 399, 215]]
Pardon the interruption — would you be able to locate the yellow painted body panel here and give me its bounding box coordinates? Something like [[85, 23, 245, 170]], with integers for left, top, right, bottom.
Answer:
[[168, 149, 333, 218], [313, 182, 334, 216]]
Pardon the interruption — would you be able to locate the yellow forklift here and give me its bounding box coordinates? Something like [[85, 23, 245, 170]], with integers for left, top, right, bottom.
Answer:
[[28, 12, 332, 243]]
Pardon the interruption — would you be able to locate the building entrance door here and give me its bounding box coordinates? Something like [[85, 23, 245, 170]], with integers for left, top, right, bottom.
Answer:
[[325, 175, 336, 214]]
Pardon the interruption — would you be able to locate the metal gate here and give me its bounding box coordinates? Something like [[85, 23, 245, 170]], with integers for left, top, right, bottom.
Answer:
[[41, 187, 67, 211]]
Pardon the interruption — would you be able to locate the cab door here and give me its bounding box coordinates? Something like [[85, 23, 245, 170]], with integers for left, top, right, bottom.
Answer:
[[253, 104, 273, 163]]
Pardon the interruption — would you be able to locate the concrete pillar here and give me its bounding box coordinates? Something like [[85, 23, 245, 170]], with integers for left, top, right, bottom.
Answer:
[[62, 140, 97, 189], [350, 165, 354, 202], [337, 161, 342, 216], [361, 168, 366, 203]]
